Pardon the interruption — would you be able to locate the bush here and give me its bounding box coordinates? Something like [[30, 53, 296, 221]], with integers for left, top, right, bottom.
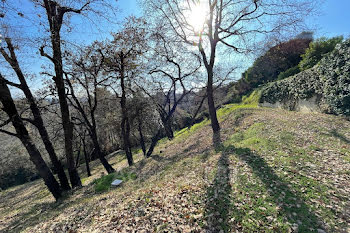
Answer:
[[299, 36, 343, 71], [223, 93, 242, 104], [244, 38, 312, 86], [0, 167, 39, 190], [229, 37, 312, 103], [261, 39, 350, 117], [277, 66, 301, 80]]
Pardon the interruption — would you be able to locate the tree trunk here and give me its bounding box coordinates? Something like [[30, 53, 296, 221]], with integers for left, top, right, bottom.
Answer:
[[164, 119, 174, 140], [56, 72, 81, 187], [91, 131, 115, 173], [75, 139, 81, 168], [159, 109, 174, 140], [0, 38, 71, 191], [89, 104, 115, 173], [207, 67, 221, 145], [65, 71, 115, 175], [146, 130, 162, 158], [146, 103, 179, 157], [119, 54, 133, 166], [34, 115, 71, 190], [188, 94, 207, 129], [0, 77, 62, 200], [138, 119, 146, 157], [43, 0, 81, 187], [162, 114, 174, 140], [82, 136, 91, 177], [121, 111, 133, 166]]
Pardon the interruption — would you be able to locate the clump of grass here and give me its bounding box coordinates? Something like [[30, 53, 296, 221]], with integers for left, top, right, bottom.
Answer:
[[94, 173, 117, 193], [241, 89, 262, 106], [94, 171, 137, 193]]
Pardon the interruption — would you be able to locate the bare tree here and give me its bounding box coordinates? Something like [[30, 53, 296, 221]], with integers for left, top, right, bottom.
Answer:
[[65, 43, 115, 174], [143, 0, 318, 145], [0, 73, 62, 200], [79, 128, 92, 177], [138, 29, 202, 157], [0, 37, 71, 191], [128, 89, 159, 157], [38, 0, 100, 187], [101, 17, 148, 166]]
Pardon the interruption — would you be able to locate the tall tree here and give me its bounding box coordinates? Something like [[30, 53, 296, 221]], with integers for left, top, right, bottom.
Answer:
[[65, 43, 115, 173], [144, 0, 318, 145], [0, 37, 71, 191], [39, 0, 95, 187], [102, 17, 147, 166], [138, 30, 202, 157], [0, 74, 62, 200]]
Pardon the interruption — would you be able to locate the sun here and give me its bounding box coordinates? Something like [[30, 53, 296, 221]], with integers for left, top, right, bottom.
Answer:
[[187, 2, 208, 33]]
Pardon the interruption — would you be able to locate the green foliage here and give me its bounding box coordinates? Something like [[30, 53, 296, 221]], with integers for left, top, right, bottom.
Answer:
[[94, 171, 137, 193], [0, 167, 39, 190], [299, 36, 343, 71], [173, 119, 209, 141], [227, 38, 311, 104], [94, 173, 117, 193], [277, 65, 300, 80], [241, 89, 262, 105], [244, 38, 311, 86], [261, 38, 350, 117]]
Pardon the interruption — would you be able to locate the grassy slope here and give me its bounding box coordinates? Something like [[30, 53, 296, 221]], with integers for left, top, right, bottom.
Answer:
[[0, 94, 349, 232]]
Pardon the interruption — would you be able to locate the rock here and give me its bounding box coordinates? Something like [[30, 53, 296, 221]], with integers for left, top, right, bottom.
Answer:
[[317, 229, 326, 233], [111, 179, 123, 187], [291, 223, 299, 232]]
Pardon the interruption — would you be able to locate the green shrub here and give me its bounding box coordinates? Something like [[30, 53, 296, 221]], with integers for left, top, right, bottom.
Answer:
[[94, 173, 116, 193], [299, 36, 343, 71], [228, 37, 311, 103], [242, 89, 262, 105], [277, 66, 300, 80], [0, 167, 39, 190], [261, 39, 350, 117], [243, 38, 311, 86]]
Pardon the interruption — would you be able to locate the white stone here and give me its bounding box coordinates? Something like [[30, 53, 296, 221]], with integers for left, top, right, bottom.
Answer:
[[111, 179, 123, 186]]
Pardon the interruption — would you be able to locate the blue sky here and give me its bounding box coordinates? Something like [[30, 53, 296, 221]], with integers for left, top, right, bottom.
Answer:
[[2, 0, 349, 55], [1, 0, 349, 92], [117, 0, 350, 38], [310, 0, 350, 38]]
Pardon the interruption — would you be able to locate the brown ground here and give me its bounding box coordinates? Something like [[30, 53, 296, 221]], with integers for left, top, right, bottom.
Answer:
[[0, 106, 349, 232]]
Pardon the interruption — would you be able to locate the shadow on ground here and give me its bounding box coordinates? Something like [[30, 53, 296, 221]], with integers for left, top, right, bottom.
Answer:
[[232, 145, 324, 232], [204, 146, 233, 232], [329, 129, 350, 144], [203, 144, 325, 232], [2, 183, 97, 232]]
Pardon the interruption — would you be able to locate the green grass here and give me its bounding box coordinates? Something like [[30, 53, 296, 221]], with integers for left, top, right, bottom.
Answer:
[[94, 171, 137, 193], [173, 119, 210, 141], [218, 113, 349, 232], [173, 89, 261, 143], [1, 89, 349, 233], [241, 89, 262, 105], [340, 148, 350, 162]]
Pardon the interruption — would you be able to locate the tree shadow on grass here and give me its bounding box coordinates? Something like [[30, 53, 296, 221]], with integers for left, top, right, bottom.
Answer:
[[3, 183, 97, 232], [232, 145, 324, 232], [204, 147, 232, 232], [329, 129, 350, 144], [4, 202, 52, 232]]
